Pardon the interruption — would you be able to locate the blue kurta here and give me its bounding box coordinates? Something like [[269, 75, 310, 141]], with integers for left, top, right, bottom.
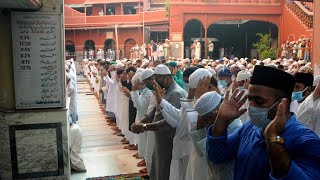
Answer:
[[206, 115, 320, 180]]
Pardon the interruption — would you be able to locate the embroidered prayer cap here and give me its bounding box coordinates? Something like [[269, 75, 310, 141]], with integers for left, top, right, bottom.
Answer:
[[295, 72, 314, 87], [193, 91, 222, 116], [154, 64, 171, 75], [250, 65, 295, 97], [236, 70, 252, 82], [141, 69, 154, 81], [189, 69, 212, 89], [217, 67, 232, 78], [115, 63, 124, 69]]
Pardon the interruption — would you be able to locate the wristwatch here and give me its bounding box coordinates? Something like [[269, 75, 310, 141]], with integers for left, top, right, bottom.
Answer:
[[265, 136, 285, 144], [142, 124, 148, 132]]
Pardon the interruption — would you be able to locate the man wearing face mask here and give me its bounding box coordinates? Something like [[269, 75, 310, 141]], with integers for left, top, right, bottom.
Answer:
[[207, 65, 320, 179], [131, 64, 187, 180], [190, 91, 242, 180], [182, 66, 199, 92], [151, 68, 214, 180], [217, 67, 233, 96], [290, 72, 314, 113]]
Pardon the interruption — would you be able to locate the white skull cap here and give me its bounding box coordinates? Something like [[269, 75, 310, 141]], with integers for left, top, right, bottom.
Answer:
[[236, 70, 252, 82], [141, 69, 154, 81], [154, 64, 171, 75], [189, 69, 212, 89], [193, 91, 221, 116]]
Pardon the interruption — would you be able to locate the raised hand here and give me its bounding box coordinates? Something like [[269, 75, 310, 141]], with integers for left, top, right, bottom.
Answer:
[[151, 80, 165, 104], [194, 76, 211, 99], [216, 89, 248, 124], [121, 87, 131, 98], [264, 98, 288, 137]]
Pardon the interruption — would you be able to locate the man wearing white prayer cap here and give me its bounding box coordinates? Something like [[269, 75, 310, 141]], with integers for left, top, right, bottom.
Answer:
[[131, 64, 187, 180], [130, 70, 154, 169], [139, 68, 157, 174], [187, 91, 242, 180]]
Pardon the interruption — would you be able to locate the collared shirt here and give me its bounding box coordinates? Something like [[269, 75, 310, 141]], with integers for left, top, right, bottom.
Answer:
[[206, 115, 320, 180]]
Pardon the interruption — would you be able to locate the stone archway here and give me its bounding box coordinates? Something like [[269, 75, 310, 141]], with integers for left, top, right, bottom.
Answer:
[[183, 19, 205, 59], [124, 38, 136, 59]]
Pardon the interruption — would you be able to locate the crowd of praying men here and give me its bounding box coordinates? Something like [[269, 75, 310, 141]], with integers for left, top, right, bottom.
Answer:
[[71, 54, 320, 179]]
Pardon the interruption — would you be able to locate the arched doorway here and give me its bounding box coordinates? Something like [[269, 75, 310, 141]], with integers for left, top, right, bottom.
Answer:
[[104, 39, 115, 51], [207, 20, 278, 59], [84, 40, 96, 51], [66, 40, 75, 53], [124, 38, 136, 59], [84, 40, 96, 59], [183, 19, 205, 58]]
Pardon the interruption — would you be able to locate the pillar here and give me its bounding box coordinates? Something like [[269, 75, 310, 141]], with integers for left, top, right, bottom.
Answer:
[[104, 4, 106, 15], [204, 14, 208, 59], [312, 0, 320, 74]]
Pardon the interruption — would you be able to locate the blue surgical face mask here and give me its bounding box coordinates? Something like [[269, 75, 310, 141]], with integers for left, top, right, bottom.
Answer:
[[248, 101, 279, 128], [219, 80, 228, 87], [292, 88, 307, 101], [184, 83, 190, 92], [238, 86, 243, 91]]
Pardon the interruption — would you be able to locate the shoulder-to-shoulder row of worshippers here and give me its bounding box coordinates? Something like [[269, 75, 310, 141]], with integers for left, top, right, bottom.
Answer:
[[72, 56, 320, 179]]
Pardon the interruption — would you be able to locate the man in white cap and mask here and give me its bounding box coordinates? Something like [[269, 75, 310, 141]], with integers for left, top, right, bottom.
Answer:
[[150, 68, 213, 180], [131, 64, 187, 180], [190, 91, 242, 180], [139, 68, 157, 174], [130, 70, 153, 169]]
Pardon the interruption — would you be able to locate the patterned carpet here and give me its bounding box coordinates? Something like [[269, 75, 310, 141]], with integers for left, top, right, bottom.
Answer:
[[86, 173, 147, 180]]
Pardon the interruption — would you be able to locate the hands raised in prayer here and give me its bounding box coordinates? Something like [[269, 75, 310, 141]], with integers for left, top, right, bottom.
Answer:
[[152, 80, 165, 104], [194, 76, 211, 99], [132, 80, 144, 92], [264, 98, 289, 137], [216, 89, 248, 124], [121, 87, 131, 98]]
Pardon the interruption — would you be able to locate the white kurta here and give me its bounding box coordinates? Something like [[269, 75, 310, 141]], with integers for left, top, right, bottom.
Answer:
[[195, 42, 201, 58], [119, 91, 129, 133], [105, 73, 117, 113], [146, 94, 157, 174], [296, 93, 320, 136], [160, 98, 195, 180], [102, 76, 109, 101], [131, 88, 153, 157], [290, 100, 302, 114], [114, 82, 123, 126], [67, 82, 76, 123], [70, 123, 86, 171]]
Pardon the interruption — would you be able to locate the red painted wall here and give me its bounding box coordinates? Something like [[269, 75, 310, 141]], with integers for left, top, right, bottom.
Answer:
[[65, 27, 143, 58], [280, 5, 313, 43]]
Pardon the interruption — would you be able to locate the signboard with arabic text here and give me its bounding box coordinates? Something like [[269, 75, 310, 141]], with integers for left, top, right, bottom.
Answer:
[[12, 12, 65, 109]]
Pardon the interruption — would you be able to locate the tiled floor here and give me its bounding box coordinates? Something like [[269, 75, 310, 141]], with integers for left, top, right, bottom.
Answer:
[[71, 80, 141, 180]]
